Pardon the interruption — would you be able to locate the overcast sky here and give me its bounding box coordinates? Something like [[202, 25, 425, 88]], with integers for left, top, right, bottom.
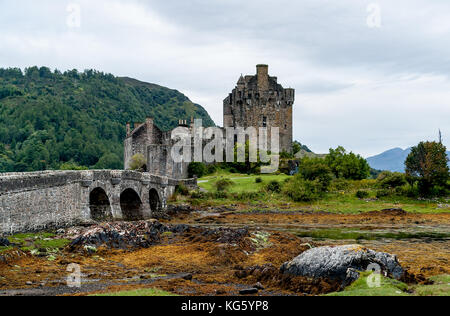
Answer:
[[1, 0, 449, 157]]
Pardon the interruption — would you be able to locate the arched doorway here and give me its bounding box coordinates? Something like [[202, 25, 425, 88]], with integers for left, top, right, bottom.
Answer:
[[120, 188, 144, 221], [89, 188, 113, 221], [149, 188, 161, 212]]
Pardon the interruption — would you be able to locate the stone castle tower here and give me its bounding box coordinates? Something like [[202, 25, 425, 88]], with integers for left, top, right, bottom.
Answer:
[[223, 64, 295, 153]]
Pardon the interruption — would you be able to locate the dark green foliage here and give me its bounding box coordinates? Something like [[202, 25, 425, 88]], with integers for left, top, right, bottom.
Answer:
[[376, 189, 391, 199], [325, 146, 371, 180], [370, 168, 383, 179], [266, 180, 281, 193], [175, 184, 190, 196], [188, 162, 207, 178], [255, 177, 263, 184], [283, 175, 324, 202], [299, 157, 333, 191], [223, 141, 266, 175], [0, 67, 214, 172], [356, 190, 370, 199], [190, 190, 207, 199], [377, 171, 407, 189], [231, 192, 264, 201], [405, 141, 449, 197]]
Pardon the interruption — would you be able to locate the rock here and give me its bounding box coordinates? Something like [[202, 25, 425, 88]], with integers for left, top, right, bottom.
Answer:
[[281, 245, 404, 286], [215, 289, 226, 295], [26, 281, 33, 286], [254, 282, 265, 290], [239, 288, 259, 295], [180, 273, 193, 281], [0, 238, 10, 247]]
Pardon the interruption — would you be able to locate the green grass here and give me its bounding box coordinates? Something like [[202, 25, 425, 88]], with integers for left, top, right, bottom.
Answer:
[[294, 228, 450, 241], [198, 172, 289, 193], [413, 275, 450, 296], [326, 273, 450, 296], [5, 232, 71, 254], [0, 246, 12, 253], [195, 172, 449, 214], [326, 273, 410, 296], [90, 288, 177, 297]]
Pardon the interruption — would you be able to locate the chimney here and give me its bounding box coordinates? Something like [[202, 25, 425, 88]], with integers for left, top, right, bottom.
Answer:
[[256, 64, 269, 92]]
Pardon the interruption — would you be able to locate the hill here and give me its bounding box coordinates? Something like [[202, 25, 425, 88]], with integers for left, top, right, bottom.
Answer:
[[367, 147, 450, 172], [0, 66, 215, 172]]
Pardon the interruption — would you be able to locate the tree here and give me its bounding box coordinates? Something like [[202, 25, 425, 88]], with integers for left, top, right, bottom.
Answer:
[[325, 146, 370, 180], [405, 141, 449, 196], [299, 157, 333, 191], [95, 153, 122, 170]]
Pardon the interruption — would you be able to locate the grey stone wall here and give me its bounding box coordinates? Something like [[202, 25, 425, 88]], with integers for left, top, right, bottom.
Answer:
[[0, 170, 197, 235]]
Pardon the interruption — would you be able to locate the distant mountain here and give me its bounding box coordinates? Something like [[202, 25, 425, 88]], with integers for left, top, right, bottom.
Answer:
[[367, 147, 450, 172]]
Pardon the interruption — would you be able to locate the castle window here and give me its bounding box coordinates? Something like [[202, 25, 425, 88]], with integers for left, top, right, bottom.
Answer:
[[263, 116, 267, 128]]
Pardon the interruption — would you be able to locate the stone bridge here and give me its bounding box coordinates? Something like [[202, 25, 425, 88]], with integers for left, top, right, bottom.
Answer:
[[0, 170, 197, 235]]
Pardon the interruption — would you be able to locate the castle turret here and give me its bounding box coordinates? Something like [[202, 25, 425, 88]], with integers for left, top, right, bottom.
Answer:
[[256, 64, 269, 92]]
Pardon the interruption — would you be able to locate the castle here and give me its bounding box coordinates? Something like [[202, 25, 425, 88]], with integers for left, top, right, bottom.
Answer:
[[124, 65, 295, 179]]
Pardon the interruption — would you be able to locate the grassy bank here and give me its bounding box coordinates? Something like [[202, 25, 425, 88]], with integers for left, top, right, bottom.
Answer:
[[189, 172, 450, 214], [326, 273, 450, 296]]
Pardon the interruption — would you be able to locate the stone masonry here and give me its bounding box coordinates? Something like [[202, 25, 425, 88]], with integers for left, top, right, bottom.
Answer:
[[0, 170, 196, 235]]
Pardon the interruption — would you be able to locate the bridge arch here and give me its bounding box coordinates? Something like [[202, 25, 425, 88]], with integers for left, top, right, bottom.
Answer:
[[120, 188, 144, 221], [149, 188, 162, 212], [89, 187, 113, 221]]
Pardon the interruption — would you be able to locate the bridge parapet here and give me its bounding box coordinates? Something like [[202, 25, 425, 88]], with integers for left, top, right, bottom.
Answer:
[[0, 170, 197, 235]]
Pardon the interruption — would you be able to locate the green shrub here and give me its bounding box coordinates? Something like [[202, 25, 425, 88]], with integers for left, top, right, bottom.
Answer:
[[299, 157, 333, 191], [356, 190, 370, 199], [190, 191, 206, 199], [175, 184, 189, 196], [377, 171, 407, 189], [129, 154, 147, 171], [376, 189, 391, 199], [255, 177, 263, 184], [330, 178, 351, 191], [283, 176, 323, 202], [213, 191, 229, 199], [214, 178, 234, 192], [232, 192, 263, 201], [266, 180, 282, 193]]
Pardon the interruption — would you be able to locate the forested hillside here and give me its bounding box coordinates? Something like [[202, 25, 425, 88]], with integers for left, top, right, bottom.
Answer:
[[0, 67, 215, 172]]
